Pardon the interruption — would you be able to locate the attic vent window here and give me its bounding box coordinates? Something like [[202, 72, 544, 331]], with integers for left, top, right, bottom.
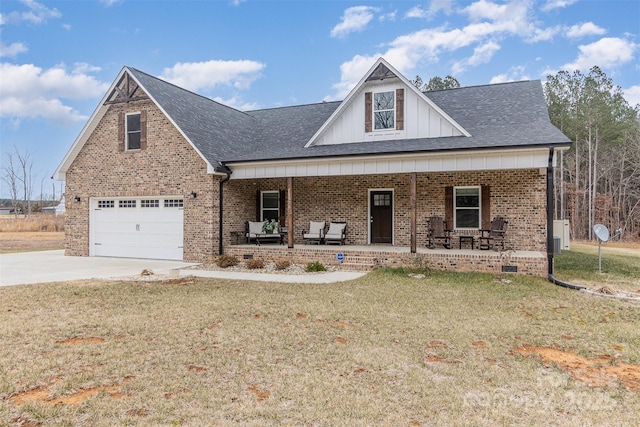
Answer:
[[374, 91, 395, 130]]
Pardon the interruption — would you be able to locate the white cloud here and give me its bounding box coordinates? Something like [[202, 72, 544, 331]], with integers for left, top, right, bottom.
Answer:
[[330, 6, 380, 38], [528, 25, 561, 42], [560, 37, 637, 72], [212, 96, 259, 111], [489, 66, 529, 83], [462, 0, 534, 37], [100, 0, 123, 6], [0, 63, 108, 124], [379, 11, 397, 22], [405, 6, 429, 19], [229, 0, 246, 6], [328, 0, 536, 99], [0, 41, 28, 57], [622, 85, 640, 108], [160, 59, 265, 92], [453, 40, 501, 74], [541, 0, 578, 12], [0, 0, 61, 26], [565, 22, 606, 39]]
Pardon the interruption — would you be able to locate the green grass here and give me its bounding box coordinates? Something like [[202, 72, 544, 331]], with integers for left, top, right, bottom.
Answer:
[[554, 243, 640, 293], [1, 270, 639, 426]]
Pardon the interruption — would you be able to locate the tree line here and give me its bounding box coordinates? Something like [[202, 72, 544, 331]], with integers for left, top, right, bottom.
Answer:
[[545, 67, 640, 241], [1, 145, 61, 216], [414, 69, 639, 241]]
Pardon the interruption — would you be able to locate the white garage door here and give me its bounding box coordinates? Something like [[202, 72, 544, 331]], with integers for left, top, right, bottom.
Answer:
[[90, 197, 184, 260]]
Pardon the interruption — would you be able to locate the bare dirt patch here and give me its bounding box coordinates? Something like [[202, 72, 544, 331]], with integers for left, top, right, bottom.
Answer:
[[248, 384, 271, 402], [10, 377, 133, 406], [56, 336, 106, 345], [514, 344, 640, 392], [0, 231, 64, 253]]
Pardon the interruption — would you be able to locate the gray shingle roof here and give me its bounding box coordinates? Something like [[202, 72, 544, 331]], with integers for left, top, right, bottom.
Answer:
[[128, 67, 570, 171]]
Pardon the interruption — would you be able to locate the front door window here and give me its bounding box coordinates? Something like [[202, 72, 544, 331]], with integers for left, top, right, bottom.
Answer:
[[370, 190, 393, 244]]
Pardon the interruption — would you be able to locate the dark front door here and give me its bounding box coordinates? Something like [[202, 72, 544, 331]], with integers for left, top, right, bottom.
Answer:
[[370, 191, 393, 244]]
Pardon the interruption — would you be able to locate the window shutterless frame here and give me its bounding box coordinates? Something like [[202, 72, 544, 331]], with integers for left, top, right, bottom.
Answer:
[[453, 186, 481, 229], [260, 191, 279, 221], [125, 112, 141, 150], [373, 90, 395, 130]]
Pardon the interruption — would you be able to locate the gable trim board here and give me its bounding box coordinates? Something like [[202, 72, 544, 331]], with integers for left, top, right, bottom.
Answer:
[[54, 67, 222, 181]]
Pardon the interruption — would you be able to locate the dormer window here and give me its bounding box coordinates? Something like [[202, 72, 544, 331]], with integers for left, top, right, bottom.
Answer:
[[364, 89, 404, 133], [126, 113, 141, 150], [373, 91, 395, 130]]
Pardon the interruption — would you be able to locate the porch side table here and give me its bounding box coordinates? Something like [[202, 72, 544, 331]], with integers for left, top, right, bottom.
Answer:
[[459, 235, 475, 250]]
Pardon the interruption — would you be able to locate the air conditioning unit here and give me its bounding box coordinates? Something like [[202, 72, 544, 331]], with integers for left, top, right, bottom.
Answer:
[[553, 220, 570, 250]]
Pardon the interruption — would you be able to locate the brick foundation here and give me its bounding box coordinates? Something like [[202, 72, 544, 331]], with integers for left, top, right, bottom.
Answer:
[[224, 245, 547, 277]]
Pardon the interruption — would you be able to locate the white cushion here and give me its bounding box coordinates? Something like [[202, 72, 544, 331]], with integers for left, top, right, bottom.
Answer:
[[248, 221, 263, 236], [326, 222, 346, 236], [324, 222, 347, 240], [308, 221, 325, 237]]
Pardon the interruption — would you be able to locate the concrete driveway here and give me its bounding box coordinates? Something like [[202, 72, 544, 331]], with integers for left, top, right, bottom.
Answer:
[[0, 250, 199, 287]]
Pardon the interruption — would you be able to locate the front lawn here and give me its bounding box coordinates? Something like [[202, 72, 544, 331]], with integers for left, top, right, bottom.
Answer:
[[1, 269, 639, 426]]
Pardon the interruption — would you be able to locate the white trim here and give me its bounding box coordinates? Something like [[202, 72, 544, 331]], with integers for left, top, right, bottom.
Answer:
[[368, 188, 394, 245], [305, 57, 470, 148], [372, 90, 396, 131], [89, 195, 185, 260], [227, 147, 569, 179], [453, 186, 481, 230], [260, 190, 280, 221], [53, 67, 216, 181]]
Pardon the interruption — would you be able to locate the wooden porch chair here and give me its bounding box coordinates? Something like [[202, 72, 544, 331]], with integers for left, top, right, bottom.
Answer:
[[426, 216, 451, 249], [479, 216, 508, 251], [302, 221, 325, 244], [324, 222, 347, 245]]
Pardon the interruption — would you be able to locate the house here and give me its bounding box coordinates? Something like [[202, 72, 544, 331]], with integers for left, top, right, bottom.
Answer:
[[54, 58, 571, 276], [41, 194, 66, 216]]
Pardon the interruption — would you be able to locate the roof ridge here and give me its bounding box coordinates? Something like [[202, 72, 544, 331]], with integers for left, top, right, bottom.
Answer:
[[125, 66, 253, 118], [424, 79, 539, 94], [246, 100, 342, 113]]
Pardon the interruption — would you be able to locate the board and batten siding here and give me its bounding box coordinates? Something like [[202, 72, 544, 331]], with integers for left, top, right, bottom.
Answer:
[[228, 148, 556, 180], [312, 80, 464, 146]]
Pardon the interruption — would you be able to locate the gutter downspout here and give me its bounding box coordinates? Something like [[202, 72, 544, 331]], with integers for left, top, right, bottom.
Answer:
[[546, 146, 585, 290], [218, 171, 231, 256]]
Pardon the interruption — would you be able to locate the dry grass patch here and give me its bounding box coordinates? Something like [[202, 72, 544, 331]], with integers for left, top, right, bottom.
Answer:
[[1, 272, 639, 425], [0, 232, 64, 253]]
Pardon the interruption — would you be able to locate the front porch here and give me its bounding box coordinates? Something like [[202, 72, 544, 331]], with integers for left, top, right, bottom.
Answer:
[[224, 243, 547, 276]]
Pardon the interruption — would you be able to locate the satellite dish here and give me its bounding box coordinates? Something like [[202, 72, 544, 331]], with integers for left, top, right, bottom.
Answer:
[[594, 224, 609, 242]]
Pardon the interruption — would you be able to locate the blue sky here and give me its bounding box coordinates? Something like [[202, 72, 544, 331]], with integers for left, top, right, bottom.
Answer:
[[1, 0, 639, 198]]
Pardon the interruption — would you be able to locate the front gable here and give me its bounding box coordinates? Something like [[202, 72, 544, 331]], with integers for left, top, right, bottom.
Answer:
[[54, 67, 220, 180], [306, 58, 469, 147]]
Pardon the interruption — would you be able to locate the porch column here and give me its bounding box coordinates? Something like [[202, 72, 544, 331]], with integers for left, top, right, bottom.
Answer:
[[410, 172, 417, 253], [287, 176, 294, 248]]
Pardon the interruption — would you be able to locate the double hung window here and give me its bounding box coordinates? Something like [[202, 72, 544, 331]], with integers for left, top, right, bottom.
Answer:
[[454, 186, 481, 229], [126, 113, 141, 150], [261, 191, 279, 221], [373, 91, 395, 130]]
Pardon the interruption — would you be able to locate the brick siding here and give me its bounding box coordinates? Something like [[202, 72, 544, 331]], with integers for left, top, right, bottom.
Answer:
[[65, 89, 549, 274], [65, 94, 219, 263], [223, 170, 548, 252]]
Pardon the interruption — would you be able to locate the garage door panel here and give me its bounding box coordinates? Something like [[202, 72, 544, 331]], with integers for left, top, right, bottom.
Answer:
[[90, 198, 184, 260]]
